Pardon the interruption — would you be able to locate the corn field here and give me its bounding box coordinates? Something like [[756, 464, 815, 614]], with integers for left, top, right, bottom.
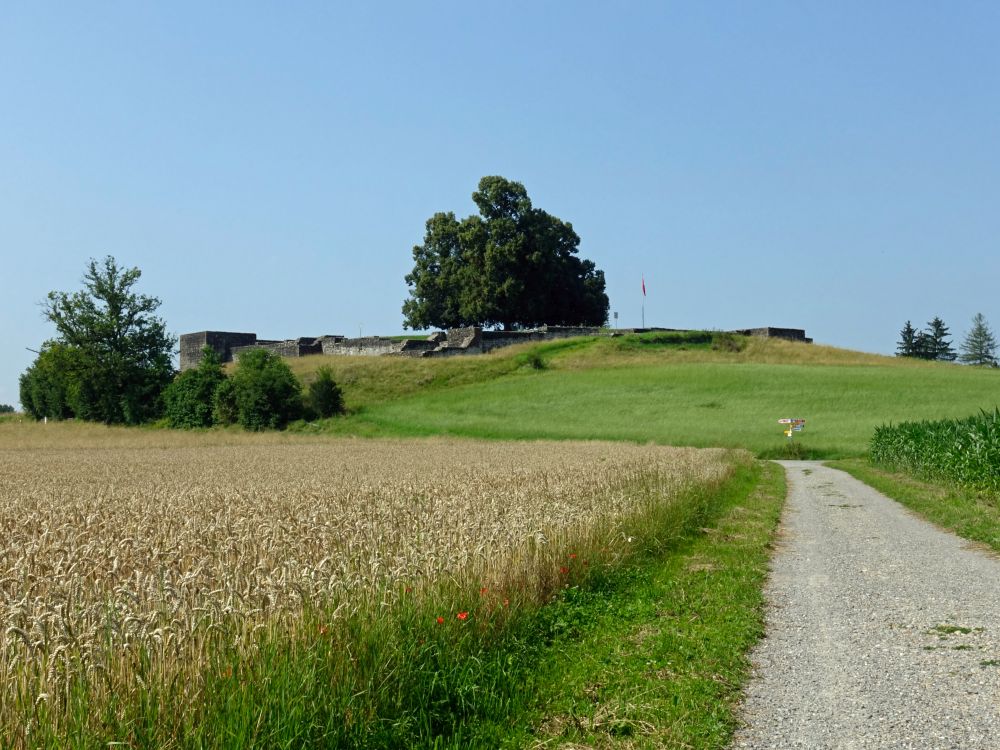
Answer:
[[0, 424, 737, 745], [870, 408, 1000, 492]]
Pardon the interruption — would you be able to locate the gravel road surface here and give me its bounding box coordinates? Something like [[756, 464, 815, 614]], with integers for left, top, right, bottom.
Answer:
[[733, 460, 1000, 749]]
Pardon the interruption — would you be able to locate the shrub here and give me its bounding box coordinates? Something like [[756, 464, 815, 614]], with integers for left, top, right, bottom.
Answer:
[[228, 349, 303, 430], [520, 351, 548, 370], [711, 332, 746, 352], [18, 343, 86, 420], [212, 378, 239, 426], [163, 347, 226, 428], [307, 367, 344, 418]]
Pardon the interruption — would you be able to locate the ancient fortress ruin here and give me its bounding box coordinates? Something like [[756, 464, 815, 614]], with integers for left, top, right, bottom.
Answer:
[[179, 325, 812, 371]]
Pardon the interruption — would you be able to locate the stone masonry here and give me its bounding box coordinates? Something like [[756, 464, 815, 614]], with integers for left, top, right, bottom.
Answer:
[[179, 325, 812, 371]]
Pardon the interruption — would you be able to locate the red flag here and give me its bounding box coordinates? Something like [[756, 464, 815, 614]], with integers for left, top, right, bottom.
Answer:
[[641, 275, 646, 296]]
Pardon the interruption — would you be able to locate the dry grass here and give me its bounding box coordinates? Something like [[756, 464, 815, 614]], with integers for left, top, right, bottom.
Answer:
[[0, 423, 735, 742], [557, 335, 939, 370]]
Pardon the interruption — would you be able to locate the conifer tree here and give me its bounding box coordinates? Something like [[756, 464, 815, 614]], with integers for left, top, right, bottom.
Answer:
[[959, 313, 998, 366], [912, 330, 935, 360], [896, 320, 918, 357], [925, 317, 956, 361]]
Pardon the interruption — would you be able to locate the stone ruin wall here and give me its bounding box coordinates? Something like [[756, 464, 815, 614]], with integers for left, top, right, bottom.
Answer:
[[179, 331, 257, 371], [732, 327, 813, 343], [319, 336, 438, 357], [231, 337, 323, 362], [179, 325, 811, 371]]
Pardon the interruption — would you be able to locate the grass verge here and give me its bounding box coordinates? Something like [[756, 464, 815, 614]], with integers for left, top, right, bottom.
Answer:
[[831, 459, 1000, 552], [508, 460, 786, 748]]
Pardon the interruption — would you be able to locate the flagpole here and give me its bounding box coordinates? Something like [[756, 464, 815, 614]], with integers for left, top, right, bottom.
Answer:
[[641, 274, 646, 329]]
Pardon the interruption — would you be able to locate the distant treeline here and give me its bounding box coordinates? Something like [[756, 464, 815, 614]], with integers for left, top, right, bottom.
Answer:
[[870, 409, 1000, 493], [897, 314, 997, 366]]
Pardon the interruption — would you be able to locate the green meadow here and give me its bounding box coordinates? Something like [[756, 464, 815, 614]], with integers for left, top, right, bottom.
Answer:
[[289, 333, 1000, 458]]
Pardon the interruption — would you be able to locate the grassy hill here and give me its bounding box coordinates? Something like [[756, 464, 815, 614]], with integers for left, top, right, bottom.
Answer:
[[284, 332, 1000, 459]]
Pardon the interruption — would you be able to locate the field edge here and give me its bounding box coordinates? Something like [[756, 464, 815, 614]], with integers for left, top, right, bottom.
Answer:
[[491, 459, 787, 748]]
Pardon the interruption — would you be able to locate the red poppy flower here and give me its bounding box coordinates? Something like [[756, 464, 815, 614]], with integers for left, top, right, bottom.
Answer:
[[405, 586, 413, 593], [436, 616, 444, 624], [568, 553, 577, 559], [479, 587, 488, 595], [457, 611, 469, 621], [559, 566, 569, 575]]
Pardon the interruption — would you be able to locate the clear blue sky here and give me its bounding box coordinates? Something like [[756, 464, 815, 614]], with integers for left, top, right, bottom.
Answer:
[[3, 2, 998, 408]]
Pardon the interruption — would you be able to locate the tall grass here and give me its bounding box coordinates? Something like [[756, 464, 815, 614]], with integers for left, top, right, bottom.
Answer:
[[870, 408, 1000, 492]]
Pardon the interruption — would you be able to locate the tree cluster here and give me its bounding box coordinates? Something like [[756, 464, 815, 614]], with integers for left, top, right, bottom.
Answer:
[[402, 176, 608, 331], [163, 347, 343, 430], [20, 256, 345, 430], [897, 314, 998, 366], [0, 404, 14, 414], [896, 317, 956, 361], [20, 257, 174, 424]]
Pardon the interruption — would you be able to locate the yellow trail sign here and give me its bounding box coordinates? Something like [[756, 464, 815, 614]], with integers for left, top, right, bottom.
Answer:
[[778, 418, 806, 439]]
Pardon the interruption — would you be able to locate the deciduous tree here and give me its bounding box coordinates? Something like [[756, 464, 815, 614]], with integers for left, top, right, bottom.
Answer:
[[162, 346, 226, 427], [226, 348, 302, 430], [403, 176, 608, 331], [18, 343, 87, 420], [24, 257, 174, 423]]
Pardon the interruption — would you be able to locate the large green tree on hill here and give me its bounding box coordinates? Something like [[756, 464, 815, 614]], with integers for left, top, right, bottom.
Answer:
[[20, 256, 174, 424], [402, 176, 609, 331]]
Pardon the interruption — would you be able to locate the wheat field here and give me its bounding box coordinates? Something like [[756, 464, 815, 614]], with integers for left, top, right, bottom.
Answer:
[[0, 423, 738, 744]]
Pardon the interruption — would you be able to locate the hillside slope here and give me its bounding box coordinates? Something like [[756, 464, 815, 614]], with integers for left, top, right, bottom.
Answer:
[[285, 333, 999, 458]]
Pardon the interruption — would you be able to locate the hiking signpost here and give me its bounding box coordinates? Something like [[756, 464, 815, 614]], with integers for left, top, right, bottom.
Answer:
[[779, 418, 806, 439]]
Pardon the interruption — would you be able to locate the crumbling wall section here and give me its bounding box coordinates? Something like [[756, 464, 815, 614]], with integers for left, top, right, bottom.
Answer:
[[322, 337, 411, 357]]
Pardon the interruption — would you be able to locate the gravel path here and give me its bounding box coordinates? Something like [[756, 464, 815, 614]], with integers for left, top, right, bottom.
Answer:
[[733, 460, 1000, 749]]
